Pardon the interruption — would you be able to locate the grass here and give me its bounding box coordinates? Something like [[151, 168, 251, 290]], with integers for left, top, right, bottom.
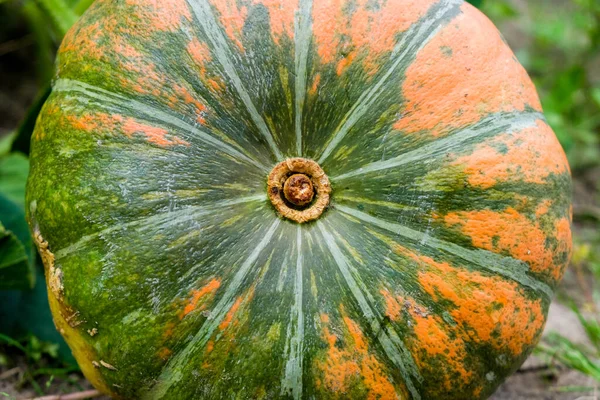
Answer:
[[0, 335, 86, 398]]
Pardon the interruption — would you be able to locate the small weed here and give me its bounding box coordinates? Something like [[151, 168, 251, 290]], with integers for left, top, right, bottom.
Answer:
[[0, 333, 81, 397]]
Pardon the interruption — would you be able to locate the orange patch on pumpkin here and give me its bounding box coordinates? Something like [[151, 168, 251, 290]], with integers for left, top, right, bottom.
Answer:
[[122, 118, 189, 147], [395, 3, 541, 137], [444, 207, 568, 280], [309, 73, 321, 96], [115, 40, 143, 58], [404, 297, 472, 389], [208, 78, 225, 92], [312, 0, 435, 68], [212, 0, 296, 48], [412, 253, 545, 355], [206, 340, 215, 353], [211, 0, 248, 50], [554, 217, 573, 273], [454, 121, 569, 189], [257, 0, 296, 44], [180, 278, 221, 319], [343, 316, 367, 352], [380, 289, 402, 321], [68, 113, 189, 148], [320, 324, 360, 392], [60, 20, 107, 59], [173, 84, 207, 124], [67, 114, 99, 132], [218, 297, 242, 330], [336, 52, 357, 76], [162, 322, 176, 340], [67, 113, 124, 134], [349, 0, 435, 54], [311, 0, 343, 64], [187, 39, 212, 77], [158, 347, 172, 360], [344, 316, 397, 400], [122, 59, 166, 96], [318, 310, 398, 399], [125, 0, 191, 32], [535, 200, 553, 218]]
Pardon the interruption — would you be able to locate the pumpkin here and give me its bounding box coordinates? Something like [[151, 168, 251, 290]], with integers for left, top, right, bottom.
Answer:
[[26, 0, 572, 398]]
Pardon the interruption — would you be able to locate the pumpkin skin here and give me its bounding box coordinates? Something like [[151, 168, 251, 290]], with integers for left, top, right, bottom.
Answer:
[[25, 0, 573, 398]]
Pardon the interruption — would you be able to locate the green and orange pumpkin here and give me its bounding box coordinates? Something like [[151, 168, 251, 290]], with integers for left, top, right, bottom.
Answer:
[[26, 0, 572, 398]]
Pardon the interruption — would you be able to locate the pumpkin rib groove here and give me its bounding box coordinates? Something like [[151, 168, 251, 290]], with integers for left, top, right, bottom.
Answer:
[[335, 204, 553, 300], [185, 0, 284, 162], [53, 194, 266, 261], [317, 221, 422, 400], [332, 110, 545, 181], [53, 79, 269, 171], [281, 225, 305, 399], [293, 0, 313, 156], [146, 218, 281, 399], [316, 0, 462, 165]]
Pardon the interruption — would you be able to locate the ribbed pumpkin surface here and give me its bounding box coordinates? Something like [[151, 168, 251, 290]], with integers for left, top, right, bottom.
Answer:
[[26, 0, 572, 398]]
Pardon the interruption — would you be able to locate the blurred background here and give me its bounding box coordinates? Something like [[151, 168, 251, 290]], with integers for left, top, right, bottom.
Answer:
[[0, 0, 598, 398]]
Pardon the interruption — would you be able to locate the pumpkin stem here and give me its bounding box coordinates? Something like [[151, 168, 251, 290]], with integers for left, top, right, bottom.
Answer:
[[267, 158, 331, 223], [283, 174, 314, 206]]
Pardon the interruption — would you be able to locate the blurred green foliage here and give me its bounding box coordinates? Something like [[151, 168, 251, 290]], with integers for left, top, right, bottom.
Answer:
[[0, 153, 34, 290]]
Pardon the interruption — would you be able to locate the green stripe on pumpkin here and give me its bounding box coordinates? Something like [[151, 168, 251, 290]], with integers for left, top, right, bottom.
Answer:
[[332, 110, 545, 181], [281, 226, 305, 399], [186, 0, 284, 161], [53, 79, 268, 171], [317, 0, 462, 164], [335, 204, 553, 299], [293, 0, 313, 156]]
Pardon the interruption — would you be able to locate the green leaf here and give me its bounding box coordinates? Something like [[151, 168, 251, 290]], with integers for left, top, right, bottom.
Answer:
[[72, 0, 94, 15], [0, 333, 28, 353], [0, 133, 16, 157], [0, 265, 76, 364], [33, 0, 78, 39], [571, 305, 600, 353], [0, 223, 34, 290], [0, 153, 29, 209], [0, 153, 35, 290], [22, 1, 56, 83], [591, 87, 600, 109], [481, 1, 518, 19], [11, 85, 51, 157], [467, 0, 483, 8], [539, 333, 600, 382]]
